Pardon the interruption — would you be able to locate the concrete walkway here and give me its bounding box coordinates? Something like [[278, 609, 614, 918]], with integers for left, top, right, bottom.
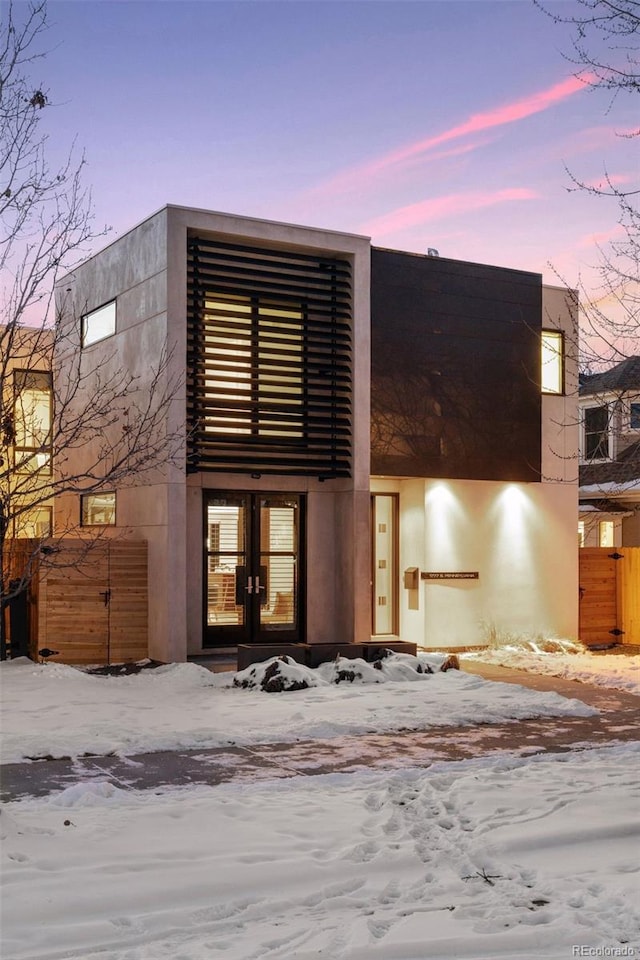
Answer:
[[2, 663, 638, 802]]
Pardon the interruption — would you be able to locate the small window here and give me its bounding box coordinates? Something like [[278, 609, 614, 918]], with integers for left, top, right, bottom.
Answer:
[[578, 520, 585, 547], [81, 492, 116, 526], [630, 402, 640, 430], [598, 520, 614, 548], [15, 506, 52, 539], [82, 301, 116, 347], [541, 330, 564, 394], [584, 405, 610, 460]]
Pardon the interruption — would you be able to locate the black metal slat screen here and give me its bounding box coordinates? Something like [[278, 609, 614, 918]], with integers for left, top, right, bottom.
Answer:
[[187, 237, 353, 477]]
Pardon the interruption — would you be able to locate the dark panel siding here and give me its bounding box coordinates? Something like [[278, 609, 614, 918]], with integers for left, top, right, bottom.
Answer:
[[371, 248, 542, 482]]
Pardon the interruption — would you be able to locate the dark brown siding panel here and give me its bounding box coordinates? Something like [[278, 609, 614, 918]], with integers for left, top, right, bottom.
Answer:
[[371, 248, 542, 482]]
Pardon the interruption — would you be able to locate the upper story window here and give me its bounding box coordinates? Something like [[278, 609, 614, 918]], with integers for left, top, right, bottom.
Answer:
[[629, 401, 640, 430], [13, 369, 52, 473], [583, 404, 610, 460], [203, 295, 304, 439], [186, 236, 353, 478], [82, 300, 116, 347], [541, 330, 564, 394]]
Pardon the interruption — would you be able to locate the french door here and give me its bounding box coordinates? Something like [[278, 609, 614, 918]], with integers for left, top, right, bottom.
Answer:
[[204, 492, 304, 646]]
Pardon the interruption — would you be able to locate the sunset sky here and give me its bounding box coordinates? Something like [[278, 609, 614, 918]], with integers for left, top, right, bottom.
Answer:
[[36, 0, 638, 296]]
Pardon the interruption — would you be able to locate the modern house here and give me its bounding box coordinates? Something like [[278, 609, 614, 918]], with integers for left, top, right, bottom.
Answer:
[[579, 356, 640, 547], [48, 205, 578, 663]]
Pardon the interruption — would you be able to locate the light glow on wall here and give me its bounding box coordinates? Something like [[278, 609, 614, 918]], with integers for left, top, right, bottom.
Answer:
[[425, 483, 465, 568], [490, 484, 536, 579]]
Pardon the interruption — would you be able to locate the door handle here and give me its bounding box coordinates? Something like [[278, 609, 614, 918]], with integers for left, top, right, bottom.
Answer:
[[245, 576, 254, 595], [255, 575, 267, 606], [99, 589, 111, 607]]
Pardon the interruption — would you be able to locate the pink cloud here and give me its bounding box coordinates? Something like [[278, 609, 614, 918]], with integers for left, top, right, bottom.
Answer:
[[576, 224, 625, 249], [582, 172, 632, 190], [359, 189, 538, 239], [316, 74, 591, 197]]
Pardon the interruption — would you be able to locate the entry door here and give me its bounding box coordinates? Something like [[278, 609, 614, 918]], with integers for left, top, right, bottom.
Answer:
[[371, 494, 398, 636], [204, 493, 304, 646]]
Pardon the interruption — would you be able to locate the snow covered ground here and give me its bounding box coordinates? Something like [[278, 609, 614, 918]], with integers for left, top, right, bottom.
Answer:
[[2, 651, 639, 959], [1, 654, 598, 763], [3, 745, 639, 959], [463, 648, 640, 695]]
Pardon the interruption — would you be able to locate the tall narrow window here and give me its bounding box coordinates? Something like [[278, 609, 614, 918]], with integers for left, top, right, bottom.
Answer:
[[578, 520, 585, 547], [371, 494, 398, 636], [584, 405, 610, 460], [541, 330, 564, 394], [598, 520, 614, 548], [202, 296, 304, 438], [13, 370, 52, 473]]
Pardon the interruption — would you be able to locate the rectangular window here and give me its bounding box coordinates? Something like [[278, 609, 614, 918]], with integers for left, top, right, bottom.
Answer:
[[578, 520, 585, 547], [81, 492, 116, 526], [584, 405, 610, 460], [82, 301, 116, 347], [371, 494, 398, 636], [630, 402, 640, 430], [202, 295, 304, 439], [541, 330, 564, 394], [598, 520, 614, 548], [13, 370, 52, 473], [15, 506, 52, 539]]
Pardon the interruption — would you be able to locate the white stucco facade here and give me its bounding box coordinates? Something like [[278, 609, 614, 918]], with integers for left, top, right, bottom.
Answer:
[[371, 475, 578, 648], [55, 206, 371, 662]]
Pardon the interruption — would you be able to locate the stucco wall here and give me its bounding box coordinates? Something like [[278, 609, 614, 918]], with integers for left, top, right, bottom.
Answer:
[[54, 208, 190, 662], [55, 206, 372, 661], [372, 476, 579, 647], [165, 207, 372, 654]]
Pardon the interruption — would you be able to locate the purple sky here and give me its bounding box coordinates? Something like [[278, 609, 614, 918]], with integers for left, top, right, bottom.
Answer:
[[37, 1, 637, 300]]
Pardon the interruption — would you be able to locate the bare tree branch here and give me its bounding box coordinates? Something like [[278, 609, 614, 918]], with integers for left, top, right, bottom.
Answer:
[[0, 3, 183, 659]]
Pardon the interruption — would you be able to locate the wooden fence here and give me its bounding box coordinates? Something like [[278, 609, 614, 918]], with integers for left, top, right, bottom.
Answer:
[[3, 539, 148, 665], [579, 546, 640, 647]]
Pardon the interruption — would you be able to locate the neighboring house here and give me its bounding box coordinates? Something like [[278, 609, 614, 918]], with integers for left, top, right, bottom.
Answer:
[[579, 356, 640, 547], [50, 205, 578, 662], [0, 325, 54, 540]]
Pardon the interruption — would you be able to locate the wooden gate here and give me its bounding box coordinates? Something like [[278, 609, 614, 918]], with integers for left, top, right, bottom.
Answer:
[[579, 547, 640, 647], [3, 539, 148, 665]]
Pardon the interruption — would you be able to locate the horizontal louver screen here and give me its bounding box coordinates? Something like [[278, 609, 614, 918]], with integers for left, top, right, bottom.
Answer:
[[187, 237, 353, 477]]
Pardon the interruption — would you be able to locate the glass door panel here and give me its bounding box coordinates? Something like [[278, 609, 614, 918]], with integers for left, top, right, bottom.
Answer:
[[204, 492, 303, 646], [259, 498, 298, 633], [372, 494, 398, 635], [206, 497, 246, 629]]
